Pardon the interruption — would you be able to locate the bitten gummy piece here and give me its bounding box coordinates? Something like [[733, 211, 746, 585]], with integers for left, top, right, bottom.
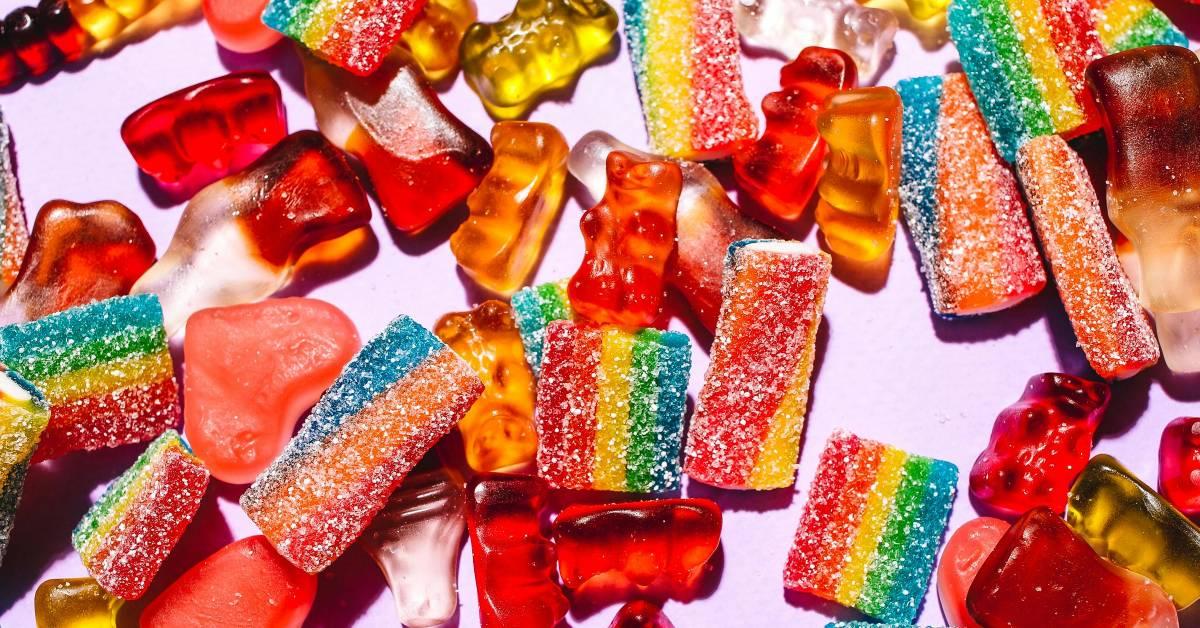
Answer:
[[1067, 454, 1200, 608], [624, 0, 758, 159], [34, 578, 123, 628], [0, 294, 178, 461], [0, 109, 26, 289], [130, 131, 372, 334], [303, 49, 492, 235], [553, 498, 721, 591], [937, 517, 1009, 628], [0, 199, 155, 325], [140, 535, 316, 628], [511, 280, 572, 375], [967, 507, 1180, 626], [400, 0, 475, 82], [784, 430, 958, 624], [466, 473, 569, 628], [1160, 417, 1200, 517], [183, 298, 360, 484], [732, 0, 897, 79], [685, 240, 829, 490], [73, 430, 210, 600], [0, 367, 48, 563], [535, 321, 691, 492], [970, 374, 1109, 517], [240, 315, 483, 573], [1017, 135, 1159, 379], [261, 0, 427, 75], [610, 600, 675, 628], [898, 73, 1045, 317]]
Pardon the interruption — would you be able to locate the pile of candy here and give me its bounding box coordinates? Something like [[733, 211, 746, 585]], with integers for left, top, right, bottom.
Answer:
[[2, 0, 1200, 625]]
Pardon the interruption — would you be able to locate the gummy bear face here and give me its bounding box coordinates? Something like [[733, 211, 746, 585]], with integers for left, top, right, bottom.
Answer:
[[818, 90, 901, 219]]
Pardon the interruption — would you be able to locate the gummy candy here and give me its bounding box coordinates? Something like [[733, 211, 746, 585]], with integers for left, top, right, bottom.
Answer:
[[610, 600, 675, 628], [450, 122, 569, 296], [969, 373, 1110, 518], [624, 0, 759, 159], [201, 0, 280, 52], [568, 131, 773, 331], [685, 240, 830, 490], [967, 506, 1180, 627], [815, 86, 902, 261], [400, 0, 475, 82], [1087, 46, 1200, 373], [434, 301, 538, 473], [140, 535, 316, 628], [553, 498, 722, 591], [568, 150, 680, 328], [898, 73, 1045, 317], [510, 280, 572, 375], [0, 199, 156, 325], [1160, 417, 1200, 517], [1092, 0, 1188, 52], [784, 430, 958, 624], [733, 47, 856, 232], [120, 71, 287, 196], [0, 294, 178, 462], [732, 0, 897, 78], [183, 298, 360, 484], [0, 109, 27, 290], [936, 517, 1008, 628], [261, 0, 425, 75], [303, 49, 491, 235], [5, 6, 61, 76], [1067, 454, 1200, 608], [1016, 135, 1159, 379], [241, 315, 482, 573], [73, 430, 210, 600], [34, 577, 123, 628], [460, 0, 618, 119], [535, 321, 691, 492], [130, 131, 371, 334], [466, 472, 569, 628], [0, 367, 48, 563], [361, 462, 465, 628]]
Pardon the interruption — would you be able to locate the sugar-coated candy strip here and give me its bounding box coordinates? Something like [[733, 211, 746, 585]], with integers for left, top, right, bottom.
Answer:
[[685, 240, 829, 490], [1016, 135, 1158, 379], [0, 367, 48, 564], [898, 73, 1045, 317], [1093, 0, 1188, 51], [510, 280, 573, 375], [785, 430, 957, 624], [73, 430, 210, 600], [261, 0, 426, 75], [0, 108, 27, 289], [241, 315, 483, 573]]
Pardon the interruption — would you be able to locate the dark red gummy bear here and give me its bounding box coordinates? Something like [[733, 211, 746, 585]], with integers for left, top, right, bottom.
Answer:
[[37, 0, 86, 62], [969, 373, 1110, 517], [5, 6, 58, 77], [609, 600, 675, 628], [1160, 417, 1200, 517]]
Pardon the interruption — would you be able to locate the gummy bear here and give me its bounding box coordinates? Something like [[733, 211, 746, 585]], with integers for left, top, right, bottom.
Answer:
[[733, 47, 857, 232], [552, 498, 722, 592], [450, 122, 569, 296], [967, 506, 1180, 627], [969, 373, 1111, 518], [1067, 454, 1200, 608], [0, 366, 48, 563], [732, 0, 897, 79], [130, 130, 372, 334], [610, 600, 675, 628], [466, 473, 569, 628], [1160, 417, 1200, 517], [261, 0, 426, 75], [361, 461, 466, 628], [0, 199, 155, 325], [460, 0, 618, 119], [0, 108, 28, 290], [1087, 46, 1200, 373], [434, 301, 538, 473], [140, 535, 317, 628], [568, 150, 680, 328], [121, 71, 287, 198], [201, 0, 280, 52], [303, 48, 492, 234], [34, 577, 123, 628], [936, 517, 1009, 628], [183, 298, 360, 484], [401, 0, 475, 82], [814, 86, 902, 261]]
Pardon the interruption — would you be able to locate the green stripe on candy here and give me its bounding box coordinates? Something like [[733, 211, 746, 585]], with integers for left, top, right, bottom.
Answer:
[[883, 459, 958, 622], [857, 456, 933, 622], [1111, 10, 1188, 52], [977, 0, 1054, 137], [625, 329, 662, 493]]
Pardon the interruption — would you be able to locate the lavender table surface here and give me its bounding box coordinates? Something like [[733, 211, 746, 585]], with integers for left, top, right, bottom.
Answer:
[[2, 1, 1200, 626]]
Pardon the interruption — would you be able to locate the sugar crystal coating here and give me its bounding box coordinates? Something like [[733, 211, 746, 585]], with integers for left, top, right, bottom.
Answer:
[[0, 367, 48, 563], [261, 0, 427, 75], [0, 108, 27, 290], [511, 279, 573, 375]]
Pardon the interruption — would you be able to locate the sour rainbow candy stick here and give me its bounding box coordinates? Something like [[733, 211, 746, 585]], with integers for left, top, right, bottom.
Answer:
[[0, 109, 27, 288], [0, 367, 48, 563], [510, 280, 573, 375], [260, 0, 427, 75]]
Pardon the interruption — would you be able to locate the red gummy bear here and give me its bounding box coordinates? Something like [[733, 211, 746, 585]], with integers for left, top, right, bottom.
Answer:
[[966, 507, 1178, 627], [969, 373, 1110, 517], [552, 498, 722, 592], [732, 47, 857, 232], [121, 72, 287, 197], [141, 535, 317, 628], [937, 517, 1009, 628], [568, 151, 681, 328], [1160, 417, 1200, 516], [609, 600, 675, 628], [466, 473, 569, 628]]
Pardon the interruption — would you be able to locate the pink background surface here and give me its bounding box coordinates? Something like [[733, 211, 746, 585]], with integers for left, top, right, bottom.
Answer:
[[2, 1, 1200, 626]]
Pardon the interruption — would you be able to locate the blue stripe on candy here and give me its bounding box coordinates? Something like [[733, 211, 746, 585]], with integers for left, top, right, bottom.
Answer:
[[897, 76, 946, 314], [511, 287, 547, 374], [948, 0, 1029, 162], [882, 458, 958, 622], [652, 330, 691, 492]]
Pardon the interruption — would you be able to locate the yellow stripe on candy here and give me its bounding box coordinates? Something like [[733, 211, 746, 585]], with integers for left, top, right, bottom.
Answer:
[[35, 350, 172, 405], [301, 0, 343, 50], [748, 323, 819, 490], [593, 327, 634, 491], [645, 0, 693, 156], [1005, 0, 1085, 132], [1096, 0, 1144, 48], [835, 447, 909, 606], [76, 455, 159, 561]]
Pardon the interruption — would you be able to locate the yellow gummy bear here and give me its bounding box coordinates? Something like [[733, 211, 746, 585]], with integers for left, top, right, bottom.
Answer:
[[402, 0, 477, 82], [35, 578, 124, 628]]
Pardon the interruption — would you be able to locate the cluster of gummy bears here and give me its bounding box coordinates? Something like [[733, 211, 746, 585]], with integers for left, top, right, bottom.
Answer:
[[1, 0, 1200, 626]]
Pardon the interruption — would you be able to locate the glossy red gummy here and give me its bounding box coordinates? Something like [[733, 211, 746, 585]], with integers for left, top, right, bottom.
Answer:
[[37, 0, 86, 62], [1160, 417, 1200, 517], [5, 7, 57, 76], [609, 600, 676, 628], [936, 517, 1008, 628], [969, 373, 1110, 517]]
